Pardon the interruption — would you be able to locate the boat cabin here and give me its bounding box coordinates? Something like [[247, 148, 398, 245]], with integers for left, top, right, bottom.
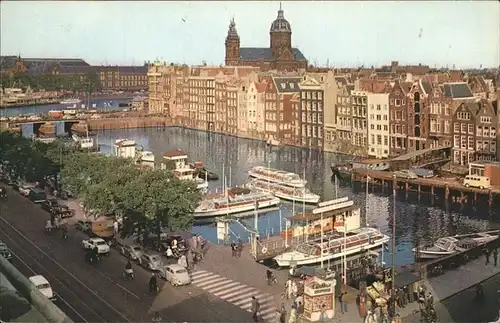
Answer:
[[161, 149, 189, 171], [352, 159, 390, 171], [282, 198, 361, 240], [114, 139, 136, 158]]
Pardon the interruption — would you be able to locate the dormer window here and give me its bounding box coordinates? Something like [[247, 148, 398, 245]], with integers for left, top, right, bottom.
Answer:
[[281, 83, 286, 88], [290, 83, 294, 89]]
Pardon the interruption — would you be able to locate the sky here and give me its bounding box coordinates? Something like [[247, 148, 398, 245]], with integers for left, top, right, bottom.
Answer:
[[1, 1, 499, 69]]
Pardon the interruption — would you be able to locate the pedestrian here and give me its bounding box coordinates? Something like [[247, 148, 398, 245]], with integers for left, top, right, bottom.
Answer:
[[319, 304, 329, 322], [251, 296, 260, 322], [279, 304, 287, 323], [285, 278, 293, 299], [113, 220, 119, 235], [493, 249, 498, 267], [291, 280, 298, 298], [393, 313, 402, 323], [426, 292, 434, 309], [297, 301, 304, 316], [237, 238, 243, 257], [288, 304, 297, 323], [338, 292, 346, 314], [230, 242, 236, 257], [484, 247, 490, 265]]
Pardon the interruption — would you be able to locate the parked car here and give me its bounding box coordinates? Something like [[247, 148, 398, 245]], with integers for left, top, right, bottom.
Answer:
[[120, 244, 143, 260], [29, 275, 56, 301], [137, 253, 163, 271], [463, 175, 491, 189], [28, 188, 46, 203], [82, 238, 110, 255], [19, 183, 35, 196], [41, 199, 59, 213], [159, 264, 191, 286], [410, 167, 434, 178], [0, 241, 12, 262], [394, 170, 418, 179]]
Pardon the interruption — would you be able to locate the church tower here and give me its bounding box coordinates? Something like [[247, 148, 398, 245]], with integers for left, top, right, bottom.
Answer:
[[269, 3, 292, 58], [225, 18, 240, 66]]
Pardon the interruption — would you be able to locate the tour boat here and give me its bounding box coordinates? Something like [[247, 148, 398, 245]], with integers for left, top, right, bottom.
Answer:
[[48, 110, 64, 119], [412, 231, 500, 260], [246, 179, 320, 204], [248, 166, 306, 188], [194, 188, 280, 218], [274, 227, 390, 267], [60, 98, 82, 105]]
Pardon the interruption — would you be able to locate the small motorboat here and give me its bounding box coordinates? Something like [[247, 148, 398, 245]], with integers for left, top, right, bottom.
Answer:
[[413, 231, 500, 260], [190, 162, 218, 181]]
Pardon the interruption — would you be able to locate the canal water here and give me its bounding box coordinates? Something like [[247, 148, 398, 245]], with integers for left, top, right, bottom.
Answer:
[[94, 127, 500, 266], [0, 98, 132, 117]]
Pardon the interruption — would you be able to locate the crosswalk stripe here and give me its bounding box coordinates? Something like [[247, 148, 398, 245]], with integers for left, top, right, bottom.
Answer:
[[192, 274, 222, 284], [190, 270, 277, 319], [218, 286, 255, 300], [198, 278, 232, 290], [196, 276, 228, 288], [210, 281, 240, 293]]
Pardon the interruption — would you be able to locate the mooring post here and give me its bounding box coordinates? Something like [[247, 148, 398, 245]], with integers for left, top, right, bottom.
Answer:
[[381, 179, 385, 193], [431, 186, 434, 204], [445, 185, 450, 211], [489, 189, 493, 209], [418, 185, 421, 203], [405, 182, 409, 200]]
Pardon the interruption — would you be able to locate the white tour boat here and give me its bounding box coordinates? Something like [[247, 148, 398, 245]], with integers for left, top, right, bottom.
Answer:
[[246, 179, 320, 204], [60, 98, 82, 105], [274, 227, 390, 267], [248, 166, 306, 188], [412, 231, 499, 260], [194, 188, 280, 218]]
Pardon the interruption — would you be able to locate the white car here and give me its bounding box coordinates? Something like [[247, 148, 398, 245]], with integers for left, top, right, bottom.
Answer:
[[159, 264, 191, 286], [29, 275, 56, 301], [82, 237, 110, 255], [19, 184, 35, 197]]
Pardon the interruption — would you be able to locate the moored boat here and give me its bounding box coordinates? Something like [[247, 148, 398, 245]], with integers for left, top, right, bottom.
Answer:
[[48, 110, 64, 119], [248, 166, 306, 188], [140, 151, 155, 163], [194, 188, 280, 218], [60, 98, 82, 105], [190, 162, 219, 181], [412, 231, 500, 260], [274, 227, 389, 267], [246, 178, 320, 204]]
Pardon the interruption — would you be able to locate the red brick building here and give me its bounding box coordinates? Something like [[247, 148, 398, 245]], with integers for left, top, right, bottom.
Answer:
[[224, 4, 308, 71]]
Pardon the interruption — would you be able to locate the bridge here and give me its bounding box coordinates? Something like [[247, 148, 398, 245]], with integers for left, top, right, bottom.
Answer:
[[389, 146, 452, 170], [5, 120, 86, 138]]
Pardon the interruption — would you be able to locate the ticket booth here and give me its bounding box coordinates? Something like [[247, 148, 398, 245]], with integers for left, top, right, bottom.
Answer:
[[303, 277, 337, 321]]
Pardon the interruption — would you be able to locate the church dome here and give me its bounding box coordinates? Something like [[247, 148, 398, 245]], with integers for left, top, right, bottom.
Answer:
[[270, 5, 291, 33]]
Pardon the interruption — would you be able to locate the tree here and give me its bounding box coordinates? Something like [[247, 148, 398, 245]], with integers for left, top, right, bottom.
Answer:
[[120, 170, 202, 245]]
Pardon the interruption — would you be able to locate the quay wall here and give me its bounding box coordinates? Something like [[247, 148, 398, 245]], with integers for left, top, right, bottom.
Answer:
[[0, 256, 73, 323], [86, 116, 171, 131]]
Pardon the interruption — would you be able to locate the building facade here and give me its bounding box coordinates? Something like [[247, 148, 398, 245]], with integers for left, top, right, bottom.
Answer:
[[367, 93, 390, 158], [224, 5, 308, 71], [350, 91, 369, 156], [96, 65, 148, 92], [298, 76, 324, 150]]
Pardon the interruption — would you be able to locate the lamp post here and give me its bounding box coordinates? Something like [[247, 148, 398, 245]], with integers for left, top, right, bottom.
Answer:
[[391, 174, 397, 316]]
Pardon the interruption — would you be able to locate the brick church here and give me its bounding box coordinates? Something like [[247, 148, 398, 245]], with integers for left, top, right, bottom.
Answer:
[[224, 4, 308, 71]]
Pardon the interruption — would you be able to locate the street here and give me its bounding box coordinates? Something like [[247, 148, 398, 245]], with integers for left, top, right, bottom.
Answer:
[[403, 273, 500, 323], [0, 187, 253, 322]]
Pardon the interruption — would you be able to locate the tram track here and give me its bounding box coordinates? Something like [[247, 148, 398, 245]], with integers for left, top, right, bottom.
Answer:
[[0, 220, 130, 322]]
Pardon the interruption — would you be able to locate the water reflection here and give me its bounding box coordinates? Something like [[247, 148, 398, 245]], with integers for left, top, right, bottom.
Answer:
[[96, 127, 500, 265]]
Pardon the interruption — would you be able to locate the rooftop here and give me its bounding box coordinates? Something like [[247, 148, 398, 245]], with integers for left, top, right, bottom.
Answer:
[[163, 149, 188, 158], [239, 47, 307, 62], [443, 82, 474, 99]]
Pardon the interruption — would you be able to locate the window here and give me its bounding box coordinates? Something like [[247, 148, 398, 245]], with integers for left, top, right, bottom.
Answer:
[[480, 116, 492, 123], [371, 134, 375, 144], [395, 99, 401, 106], [383, 115, 388, 121], [444, 120, 450, 133], [376, 104, 381, 110], [461, 136, 467, 148], [384, 136, 388, 146], [390, 99, 394, 105], [384, 125, 388, 131], [476, 126, 482, 137], [454, 135, 460, 148], [377, 135, 382, 145], [461, 123, 467, 133], [468, 124, 474, 134], [468, 137, 474, 150]]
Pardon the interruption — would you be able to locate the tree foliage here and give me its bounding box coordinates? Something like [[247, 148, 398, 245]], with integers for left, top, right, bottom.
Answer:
[[1, 71, 101, 92], [1, 130, 202, 235]]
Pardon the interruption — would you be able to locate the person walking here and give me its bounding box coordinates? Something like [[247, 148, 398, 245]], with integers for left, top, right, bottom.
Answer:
[[279, 304, 287, 323], [319, 304, 329, 322], [288, 304, 297, 323], [484, 247, 490, 265], [237, 239, 243, 258], [230, 242, 236, 257], [493, 248, 498, 267], [251, 296, 260, 322], [338, 292, 347, 314]]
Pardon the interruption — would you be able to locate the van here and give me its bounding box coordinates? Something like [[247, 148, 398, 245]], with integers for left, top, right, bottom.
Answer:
[[463, 175, 491, 189], [29, 275, 56, 301], [28, 188, 46, 203]]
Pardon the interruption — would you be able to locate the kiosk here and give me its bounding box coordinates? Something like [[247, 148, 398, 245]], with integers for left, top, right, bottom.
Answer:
[[303, 276, 337, 321]]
